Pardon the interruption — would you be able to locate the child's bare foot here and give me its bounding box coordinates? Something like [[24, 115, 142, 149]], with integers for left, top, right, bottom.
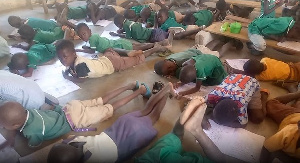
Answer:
[[273, 81, 298, 93], [180, 98, 204, 125], [130, 81, 139, 91], [154, 43, 168, 52], [127, 50, 143, 57], [168, 82, 177, 98], [57, 7, 68, 26], [183, 102, 207, 133]]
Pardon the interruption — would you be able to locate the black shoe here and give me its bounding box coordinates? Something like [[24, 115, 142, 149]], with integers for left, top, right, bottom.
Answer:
[[152, 81, 164, 94], [246, 42, 263, 56]]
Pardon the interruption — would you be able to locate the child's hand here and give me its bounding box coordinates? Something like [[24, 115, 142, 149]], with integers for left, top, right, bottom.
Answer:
[[82, 45, 90, 49], [11, 44, 22, 48], [173, 82, 183, 89], [117, 29, 123, 34], [109, 32, 118, 36]]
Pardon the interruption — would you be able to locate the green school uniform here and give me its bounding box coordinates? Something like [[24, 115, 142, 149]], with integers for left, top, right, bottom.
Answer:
[[123, 19, 152, 42], [27, 44, 56, 69], [160, 17, 186, 31], [166, 49, 203, 67], [131, 5, 149, 16], [135, 133, 214, 163], [193, 10, 213, 26], [248, 17, 295, 36], [89, 34, 133, 53], [260, 0, 276, 18], [192, 54, 227, 86], [33, 27, 64, 44], [67, 5, 87, 19], [21, 106, 71, 147], [26, 18, 59, 32], [147, 11, 176, 26]]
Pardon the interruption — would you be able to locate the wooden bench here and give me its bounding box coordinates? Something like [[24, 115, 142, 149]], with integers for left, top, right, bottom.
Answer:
[[203, 21, 300, 55]]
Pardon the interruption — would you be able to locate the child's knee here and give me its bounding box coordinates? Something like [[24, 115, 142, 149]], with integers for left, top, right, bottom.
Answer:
[[249, 34, 266, 51]]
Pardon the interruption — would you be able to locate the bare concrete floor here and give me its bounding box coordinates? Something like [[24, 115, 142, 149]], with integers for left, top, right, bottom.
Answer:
[[0, 1, 299, 162]]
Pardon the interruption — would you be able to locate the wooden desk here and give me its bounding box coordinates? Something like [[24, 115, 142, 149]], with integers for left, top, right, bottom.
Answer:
[[204, 22, 299, 55]]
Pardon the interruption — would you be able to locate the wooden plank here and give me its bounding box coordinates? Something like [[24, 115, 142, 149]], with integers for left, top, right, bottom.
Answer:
[[203, 22, 299, 55]]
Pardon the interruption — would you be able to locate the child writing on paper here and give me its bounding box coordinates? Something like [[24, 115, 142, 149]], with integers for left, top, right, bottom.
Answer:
[[174, 53, 227, 97], [260, 91, 300, 162], [203, 74, 268, 129], [47, 83, 176, 163], [7, 43, 57, 77], [75, 23, 163, 54], [247, 17, 300, 55], [57, 40, 167, 83], [0, 81, 152, 149], [136, 97, 226, 163], [243, 58, 300, 82]]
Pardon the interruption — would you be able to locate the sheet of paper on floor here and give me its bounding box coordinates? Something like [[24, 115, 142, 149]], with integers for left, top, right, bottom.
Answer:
[[277, 41, 300, 52], [10, 46, 27, 55], [175, 82, 215, 99], [204, 119, 265, 163], [0, 133, 20, 163], [27, 61, 80, 98], [19, 139, 63, 163], [225, 59, 249, 71], [85, 20, 112, 27], [101, 31, 120, 40]]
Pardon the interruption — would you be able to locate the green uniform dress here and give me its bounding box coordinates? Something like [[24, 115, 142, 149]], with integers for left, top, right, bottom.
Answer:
[[193, 10, 213, 27], [26, 18, 59, 32], [21, 106, 71, 147], [166, 48, 203, 67], [67, 5, 87, 19], [260, 0, 276, 18], [192, 54, 227, 86], [89, 34, 133, 53], [27, 43, 56, 69], [135, 133, 214, 163], [160, 17, 186, 31], [248, 17, 295, 36], [147, 11, 177, 26], [131, 5, 149, 16], [123, 19, 152, 43], [33, 28, 64, 44]]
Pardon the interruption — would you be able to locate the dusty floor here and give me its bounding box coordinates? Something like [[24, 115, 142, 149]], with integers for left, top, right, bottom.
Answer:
[[0, 1, 299, 162]]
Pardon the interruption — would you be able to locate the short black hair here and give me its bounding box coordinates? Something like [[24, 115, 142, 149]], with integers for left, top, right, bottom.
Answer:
[[179, 65, 196, 84], [154, 60, 165, 75], [18, 24, 35, 41], [114, 14, 125, 27], [56, 39, 75, 53], [158, 8, 169, 17], [182, 12, 196, 25], [243, 59, 264, 77], [8, 53, 28, 70], [124, 9, 136, 19], [140, 7, 151, 18], [216, 0, 226, 11], [214, 98, 239, 125], [75, 23, 89, 33]]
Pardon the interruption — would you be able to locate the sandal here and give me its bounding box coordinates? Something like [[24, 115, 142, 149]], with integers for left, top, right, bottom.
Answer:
[[141, 83, 152, 98], [152, 81, 164, 94], [133, 81, 139, 91]]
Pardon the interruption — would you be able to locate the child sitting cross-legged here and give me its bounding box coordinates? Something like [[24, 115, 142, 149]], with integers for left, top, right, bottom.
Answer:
[[57, 40, 167, 83], [0, 81, 152, 149], [75, 23, 165, 54], [47, 83, 175, 163]]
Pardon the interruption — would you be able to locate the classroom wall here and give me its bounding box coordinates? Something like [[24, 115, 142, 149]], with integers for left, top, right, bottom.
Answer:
[[0, 0, 27, 12]]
